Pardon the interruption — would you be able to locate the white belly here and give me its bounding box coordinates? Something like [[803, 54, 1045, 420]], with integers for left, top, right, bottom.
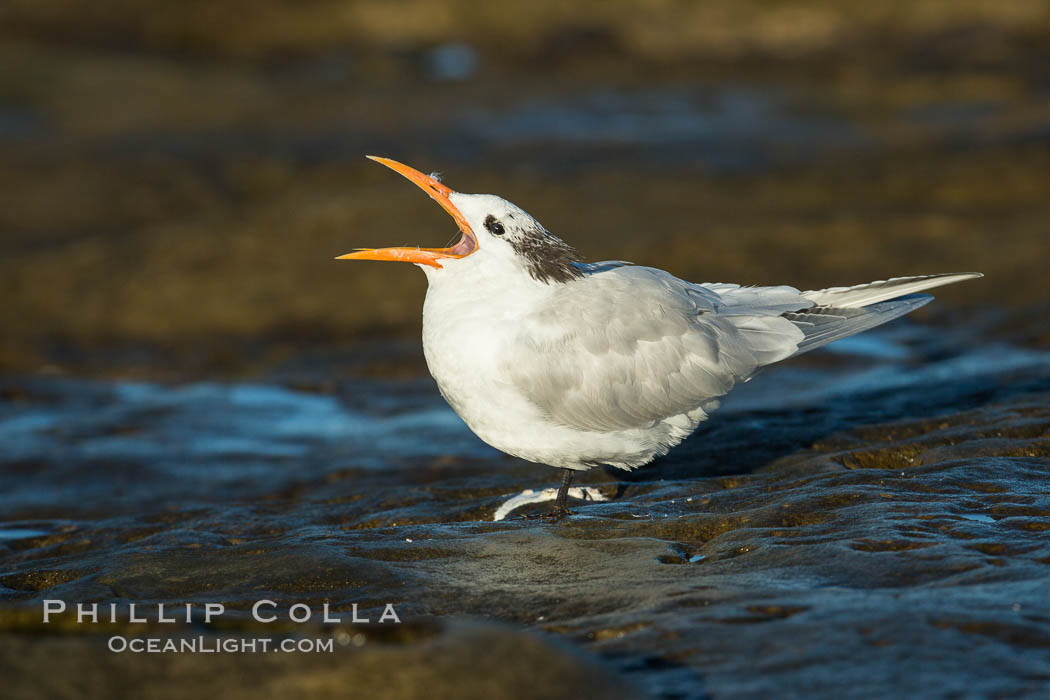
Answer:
[[420, 283, 708, 471]]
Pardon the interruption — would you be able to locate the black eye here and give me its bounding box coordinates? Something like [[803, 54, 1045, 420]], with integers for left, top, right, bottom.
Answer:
[[484, 215, 505, 236]]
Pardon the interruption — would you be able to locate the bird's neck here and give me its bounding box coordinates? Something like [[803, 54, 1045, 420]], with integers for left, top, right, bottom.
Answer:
[[423, 260, 555, 320]]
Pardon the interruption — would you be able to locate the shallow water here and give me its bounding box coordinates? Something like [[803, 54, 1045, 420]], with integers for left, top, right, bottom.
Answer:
[[2, 320, 1049, 697]]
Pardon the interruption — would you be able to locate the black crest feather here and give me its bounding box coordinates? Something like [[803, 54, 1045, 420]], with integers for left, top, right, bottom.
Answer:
[[508, 227, 584, 284]]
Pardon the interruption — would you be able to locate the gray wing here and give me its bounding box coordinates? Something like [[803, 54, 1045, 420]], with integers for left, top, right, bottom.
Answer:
[[504, 266, 811, 432]]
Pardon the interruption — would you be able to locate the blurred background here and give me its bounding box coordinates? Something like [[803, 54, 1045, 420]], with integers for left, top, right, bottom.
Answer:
[[4, 5, 1050, 697], [3, 0, 1048, 380]]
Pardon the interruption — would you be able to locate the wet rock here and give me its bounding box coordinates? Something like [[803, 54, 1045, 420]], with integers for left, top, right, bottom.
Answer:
[[0, 569, 83, 592], [1, 334, 1049, 696]]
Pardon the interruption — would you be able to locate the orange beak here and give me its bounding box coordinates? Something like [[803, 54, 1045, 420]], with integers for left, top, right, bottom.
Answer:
[[336, 156, 476, 268]]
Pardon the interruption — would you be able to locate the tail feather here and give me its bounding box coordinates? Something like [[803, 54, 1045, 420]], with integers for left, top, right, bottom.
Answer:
[[787, 294, 933, 356], [802, 272, 982, 308], [787, 271, 983, 356]]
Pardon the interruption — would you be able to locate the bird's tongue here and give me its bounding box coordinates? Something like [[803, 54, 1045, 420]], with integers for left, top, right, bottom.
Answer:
[[446, 231, 476, 256]]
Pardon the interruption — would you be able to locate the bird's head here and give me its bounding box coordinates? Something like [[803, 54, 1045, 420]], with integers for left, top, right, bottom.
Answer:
[[338, 157, 582, 284]]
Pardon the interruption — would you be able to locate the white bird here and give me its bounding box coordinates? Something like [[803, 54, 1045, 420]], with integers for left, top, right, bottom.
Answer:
[[339, 157, 982, 516]]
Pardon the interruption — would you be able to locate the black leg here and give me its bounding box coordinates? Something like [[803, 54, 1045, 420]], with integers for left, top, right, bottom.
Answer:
[[552, 468, 574, 516]]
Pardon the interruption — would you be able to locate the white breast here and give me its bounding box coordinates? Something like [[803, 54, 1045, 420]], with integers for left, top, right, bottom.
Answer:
[[421, 267, 547, 449], [418, 265, 706, 470]]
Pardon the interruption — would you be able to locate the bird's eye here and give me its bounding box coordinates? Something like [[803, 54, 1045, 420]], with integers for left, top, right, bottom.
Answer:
[[484, 215, 505, 236]]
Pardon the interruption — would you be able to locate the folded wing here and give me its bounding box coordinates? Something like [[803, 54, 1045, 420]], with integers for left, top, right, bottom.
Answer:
[[504, 266, 810, 432], [505, 267, 982, 434]]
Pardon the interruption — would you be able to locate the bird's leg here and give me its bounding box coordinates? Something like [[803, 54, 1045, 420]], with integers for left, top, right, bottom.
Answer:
[[512, 469, 581, 520], [551, 468, 574, 517]]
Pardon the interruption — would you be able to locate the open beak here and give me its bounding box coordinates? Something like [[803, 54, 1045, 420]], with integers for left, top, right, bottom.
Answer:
[[336, 156, 476, 268]]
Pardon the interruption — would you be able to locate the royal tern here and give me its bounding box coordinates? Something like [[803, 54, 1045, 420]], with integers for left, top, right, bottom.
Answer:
[[339, 157, 981, 516]]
